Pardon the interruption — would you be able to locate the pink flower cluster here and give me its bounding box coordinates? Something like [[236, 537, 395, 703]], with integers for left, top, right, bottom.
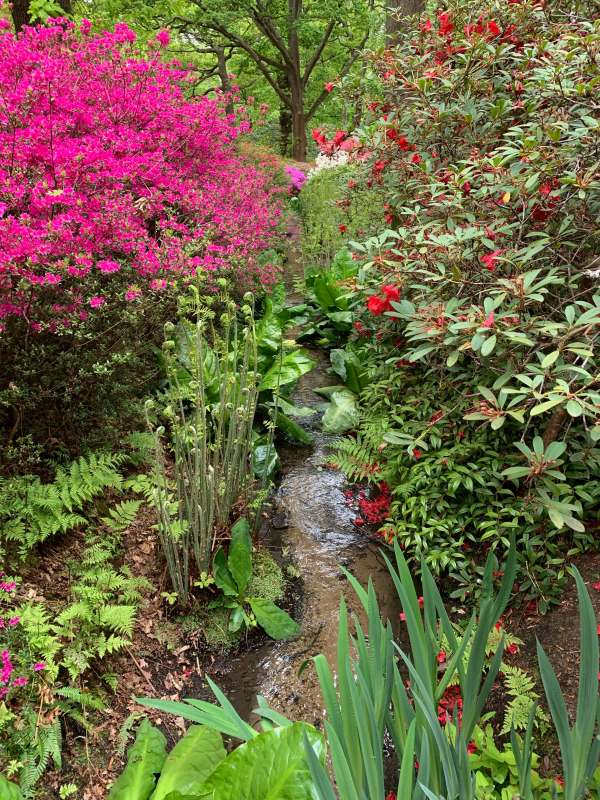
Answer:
[[0, 21, 282, 331], [1, 579, 47, 701]]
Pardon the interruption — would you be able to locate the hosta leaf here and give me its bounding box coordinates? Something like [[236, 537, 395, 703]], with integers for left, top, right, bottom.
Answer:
[[150, 726, 226, 800], [198, 723, 325, 800], [108, 720, 167, 800]]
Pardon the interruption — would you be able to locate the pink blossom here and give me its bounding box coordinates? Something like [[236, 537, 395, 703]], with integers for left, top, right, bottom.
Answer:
[[482, 312, 495, 328], [0, 23, 282, 328], [12, 676, 28, 687], [7, 617, 19, 626], [97, 260, 121, 274], [156, 29, 170, 47], [89, 295, 105, 308], [33, 662, 46, 671]]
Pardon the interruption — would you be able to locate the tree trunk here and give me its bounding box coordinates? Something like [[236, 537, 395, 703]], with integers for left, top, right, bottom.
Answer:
[[11, 0, 72, 31], [215, 47, 234, 116], [289, 70, 306, 160], [385, 0, 425, 44]]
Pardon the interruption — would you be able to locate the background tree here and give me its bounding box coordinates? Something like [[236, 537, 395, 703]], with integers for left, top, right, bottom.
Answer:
[[11, 0, 73, 31], [80, 0, 380, 160]]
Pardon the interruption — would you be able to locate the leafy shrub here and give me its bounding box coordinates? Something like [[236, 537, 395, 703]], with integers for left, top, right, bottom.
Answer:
[[301, 0, 600, 607], [0, 19, 283, 454]]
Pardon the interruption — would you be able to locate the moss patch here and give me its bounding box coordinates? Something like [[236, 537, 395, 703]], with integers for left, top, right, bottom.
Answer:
[[179, 548, 286, 652]]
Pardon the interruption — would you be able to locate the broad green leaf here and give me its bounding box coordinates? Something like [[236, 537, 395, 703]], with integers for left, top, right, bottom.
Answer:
[[151, 726, 226, 800], [481, 335, 497, 357], [541, 350, 560, 368], [259, 351, 315, 391], [199, 723, 325, 800], [108, 720, 167, 800], [322, 390, 359, 434], [0, 776, 23, 800], [251, 442, 279, 480], [248, 598, 300, 640], [566, 399, 583, 417], [228, 519, 252, 596], [276, 412, 312, 444], [213, 549, 238, 597]]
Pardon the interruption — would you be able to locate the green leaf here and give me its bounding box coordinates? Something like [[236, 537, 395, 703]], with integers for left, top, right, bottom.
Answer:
[[199, 723, 325, 800], [108, 720, 167, 800], [228, 519, 252, 597], [150, 726, 226, 800], [322, 390, 359, 434], [541, 350, 560, 368], [0, 776, 23, 800], [252, 442, 279, 480], [259, 351, 315, 392], [529, 398, 563, 417], [213, 549, 238, 597], [566, 399, 583, 417], [276, 412, 312, 444], [481, 335, 497, 357], [248, 598, 300, 640]]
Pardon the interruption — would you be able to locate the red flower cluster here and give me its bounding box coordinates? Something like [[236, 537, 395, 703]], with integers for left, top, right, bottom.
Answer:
[[311, 128, 360, 156], [358, 481, 391, 524], [366, 284, 401, 315], [437, 684, 463, 725], [464, 16, 502, 39]]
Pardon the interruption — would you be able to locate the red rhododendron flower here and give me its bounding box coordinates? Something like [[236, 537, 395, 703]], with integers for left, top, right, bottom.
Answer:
[[437, 11, 454, 35], [412, 448, 423, 459], [324, 82, 335, 92], [412, 153, 422, 164], [367, 294, 389, 315], [481, 249, 504, 271], [382, 284, 400, 303]]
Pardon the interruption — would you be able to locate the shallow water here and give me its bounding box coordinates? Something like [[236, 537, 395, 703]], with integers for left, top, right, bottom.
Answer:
[[195, 223, 399, 728]]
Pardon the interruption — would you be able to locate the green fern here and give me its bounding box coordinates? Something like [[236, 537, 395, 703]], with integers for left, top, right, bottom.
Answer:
[[0, 451, 128, 560], [18, 716, 62, 798], [101, 499, 141, 534], [329, 435, 383, 482], [500, 664, 548, 734]]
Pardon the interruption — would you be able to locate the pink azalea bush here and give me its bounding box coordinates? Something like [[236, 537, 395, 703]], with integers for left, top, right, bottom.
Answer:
[[0, 19, 282, 333], [0, 20, 283, 455]]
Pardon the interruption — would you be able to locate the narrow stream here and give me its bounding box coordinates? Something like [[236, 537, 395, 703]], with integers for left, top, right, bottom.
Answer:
[[195, 220, 399, 727]]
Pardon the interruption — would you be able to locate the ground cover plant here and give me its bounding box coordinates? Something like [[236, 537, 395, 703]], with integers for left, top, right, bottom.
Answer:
[[300, 0, 600, 610]]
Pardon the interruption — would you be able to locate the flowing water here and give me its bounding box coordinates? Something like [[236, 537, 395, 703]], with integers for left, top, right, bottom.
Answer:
[[193, 221, 398, 727]]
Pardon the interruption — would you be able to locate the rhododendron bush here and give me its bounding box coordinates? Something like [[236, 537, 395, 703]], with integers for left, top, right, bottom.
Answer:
[[0, 20, 283, 453], [302, 0, 600, 608]]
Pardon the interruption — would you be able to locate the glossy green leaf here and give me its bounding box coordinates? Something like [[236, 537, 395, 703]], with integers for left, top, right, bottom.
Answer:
[[276, 412, 313, 444], [248, 598, 300, 640], [259, 351, 315, 391], [199, 722, 325, 800], [228, 518, 252, 596], [0, 776, 23, 800], [150, 726, 226, 800], [251, 441, 279, 480], [108, 719, 167, 800], [213, 549, 238, 597]]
